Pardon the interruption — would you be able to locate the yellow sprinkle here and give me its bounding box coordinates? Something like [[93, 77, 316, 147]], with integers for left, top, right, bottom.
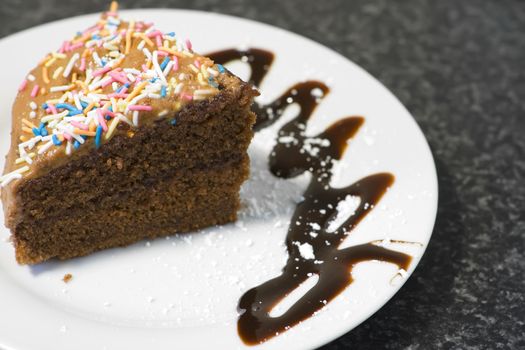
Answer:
[[52, 52, 67, 59], [81, 49, 90, 58], [46, 99, 61, 105], [189, 64, 200, 73], [125, 81, 148, 102], [15, 153, 35, 164], [146, 59, 152, 69], [22, 119, 37, 128], [125, 20, 135, 54], [105, 117, 120, 140], [110, 1, 118, 13], [112, 56, 125, 68], [89, 121, 96, 132], [158, 47, 184, 57], [45, 57, 57, 68], [52, 66, 64, 80], [163, 40, 169, 48], [134, 33, 154, 47], [58, 135, 64, 142], [74, 128, 96, 137], [19, 136, 28, 142], [197, 73, 206, 85], [84, 101, 97, 114], [42, 66, 50, 84], [22, 126, 33, 134], [40, 87, 46, 95], [71, 72, 77, 83], [111, 97, 117, 113]]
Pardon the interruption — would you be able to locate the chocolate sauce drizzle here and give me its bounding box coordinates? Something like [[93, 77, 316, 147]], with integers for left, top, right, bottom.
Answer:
[[209, 49, 413, 345]]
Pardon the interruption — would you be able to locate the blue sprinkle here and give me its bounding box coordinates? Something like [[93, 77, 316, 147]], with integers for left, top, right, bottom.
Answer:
[[101, 59, 107, 67], [166, 32, 176, 37], [108, 106, 113, 112], [161, 86, 167, 98], [170, 119, 177, 126], [217, 64, 225, 73], [55, 103, 76, 111], [32, 127, 40, 136], [150, 78, 158, 83], [105, 115, 111, 120], [68, 109, 84, 116], [116, 85, 124, 93], [95, 125, 103, 148], [73, 140, 80, 150], [52, 134, 62, 146], [39, 123, 48, 136], [208, 77, 218, 88], [80, 101, 88, 109], [159, 56, 170, 70], [91, 34, 101, 40], [42, 103, 48, 110]]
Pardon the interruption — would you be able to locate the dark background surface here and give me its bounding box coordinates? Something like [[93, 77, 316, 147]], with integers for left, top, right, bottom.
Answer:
[[1, 0, 524, 349]]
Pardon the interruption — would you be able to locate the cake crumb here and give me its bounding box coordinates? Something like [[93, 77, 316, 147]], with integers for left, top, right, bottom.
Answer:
[[62, 273, 73, 283]]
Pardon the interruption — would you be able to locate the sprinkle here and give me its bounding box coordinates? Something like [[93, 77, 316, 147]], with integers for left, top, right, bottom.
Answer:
[[95, 125, 103, 148], [79, 57, 86, 71], [73, 140, 80, 150], [132, 110, 139, 126], [160, 85, 167, 98], [159, 56, 170, 70], [52, 134, 62, 146], [38, 140, 54, 154], [18, 79, 28, 92], [93, 66, 111, 77], [185, 39, 192, 51], [92, 51, 102, 67], [170, 119, 177, 125], [45, 57, 57, 67], [63, 53, 80, 78], [125, 81, 148, 102], [22, 119, 37, 129], [52, 66, 64, 80], [27, 74, 36, 82], [217, 64, 225, 73], [50, 84, 74, 93], [128, 105, 153, 111], [29, 102, 38, 110], [97, 109, 108, 131], [31, 85, 40, 98], [158, 47, 183, 57], [29, 111, 37, 119], [172, 56, 179, 71], [105, 116, 121, 140]]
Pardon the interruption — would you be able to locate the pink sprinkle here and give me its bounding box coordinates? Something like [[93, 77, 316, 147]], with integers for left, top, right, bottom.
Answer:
[[79, 58, 86, 71], [93, 66, 111, 77], [97, 110, 108, 132], [107, 93, 129, 99], [142, 64, 148, 72], [71, 121, 88, 130], [48, 104, 58, 114], [58, 41, 68, 54], [146, 30, 162, 38], [106, 11, 118, 17], [63, 132, 73, 141], [181, 93, 193, 101], [69, 42, 83, 51], [172, 56, 179, 71], [185, 39, 192, 51], [102, 108, 116, 118], [157, 51, 168, 57], [18, 79, 28, 92], [156, 35, 162, 47], [101, 77, 115, 88], [194, 60, 201, 68], [109, 71, 129, 84], [30, 85, 39, 98], [128, 105, 153, 111]]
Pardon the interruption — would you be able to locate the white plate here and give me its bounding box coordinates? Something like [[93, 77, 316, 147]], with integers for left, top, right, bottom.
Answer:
[[0, 9, 438, 350]]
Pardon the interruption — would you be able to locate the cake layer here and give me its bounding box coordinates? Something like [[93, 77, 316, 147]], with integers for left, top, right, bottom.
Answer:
[[13, 156, 249, 264], [6, 81, 256, 227]]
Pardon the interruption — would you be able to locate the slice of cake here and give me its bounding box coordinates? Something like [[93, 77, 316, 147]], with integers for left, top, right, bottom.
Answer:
[[0, 2, 257, 265]]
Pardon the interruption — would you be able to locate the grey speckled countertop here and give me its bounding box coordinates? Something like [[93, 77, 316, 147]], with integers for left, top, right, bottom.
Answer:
[[1, 0, 524, 349]]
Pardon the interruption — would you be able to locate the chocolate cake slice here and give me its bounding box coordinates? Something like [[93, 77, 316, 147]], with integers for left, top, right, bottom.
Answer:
[[0, 3, 257, 264]]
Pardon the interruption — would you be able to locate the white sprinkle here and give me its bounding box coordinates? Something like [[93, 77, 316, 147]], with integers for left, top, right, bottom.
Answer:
[[89, 76, 112, 91], [37, 140, 54, 155], [158, 109, 168, 117], [162, 61, 174, 76], [50, 84, 73, 93], [29, 111, 36, 119], [41, 110, 69, 123], [92, 51, 102, 67], [137, 40, 146, 50], [142, 48, 152, 60], [65, 141, 72, 155], [132, 111, 139, 126], [0, 166, 29, 183], [207, 68, 219, 77], [73, 94, 82, 111], [152, 51, 167, 84], [63, 53, 80, 78], [27, 74, 35, 81], [29, 101, 37, 110]]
